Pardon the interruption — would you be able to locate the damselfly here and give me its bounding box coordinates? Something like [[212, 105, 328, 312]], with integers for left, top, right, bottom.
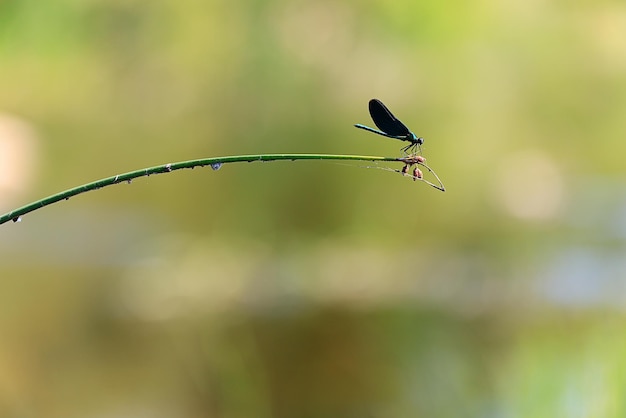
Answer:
[[354, 99, 424, 155]]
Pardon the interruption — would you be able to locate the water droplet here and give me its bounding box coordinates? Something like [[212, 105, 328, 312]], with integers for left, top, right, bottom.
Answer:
[[211, 163, 222, 171]]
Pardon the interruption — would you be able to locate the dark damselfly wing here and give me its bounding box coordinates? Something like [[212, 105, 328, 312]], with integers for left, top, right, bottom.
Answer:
[[368, 99, 411, 137]]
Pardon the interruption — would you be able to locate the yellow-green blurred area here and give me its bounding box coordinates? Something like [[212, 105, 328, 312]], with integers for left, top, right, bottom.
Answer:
[[2, 0, 626, 416]]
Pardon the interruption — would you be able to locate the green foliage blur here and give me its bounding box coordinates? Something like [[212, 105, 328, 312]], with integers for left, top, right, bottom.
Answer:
[[1, 0, 626, 416]]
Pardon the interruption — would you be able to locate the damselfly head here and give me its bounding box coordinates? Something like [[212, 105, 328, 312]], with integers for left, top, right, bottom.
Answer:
[[407, 133, 424, 145]]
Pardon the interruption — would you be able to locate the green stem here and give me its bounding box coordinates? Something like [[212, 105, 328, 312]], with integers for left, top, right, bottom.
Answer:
[[0, 153, 444, 226]]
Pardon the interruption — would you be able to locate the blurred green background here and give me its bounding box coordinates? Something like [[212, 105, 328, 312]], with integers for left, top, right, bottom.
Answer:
[[1, 0, 626, 416]]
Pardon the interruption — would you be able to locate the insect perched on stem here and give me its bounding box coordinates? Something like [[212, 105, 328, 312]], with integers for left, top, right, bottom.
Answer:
[[354, 99, 445, 191], [354, 99, 424, 155]]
